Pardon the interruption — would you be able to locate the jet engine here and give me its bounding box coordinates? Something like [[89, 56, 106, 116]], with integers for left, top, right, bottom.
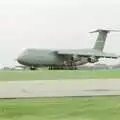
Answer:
[[87, 56, 98, 63]]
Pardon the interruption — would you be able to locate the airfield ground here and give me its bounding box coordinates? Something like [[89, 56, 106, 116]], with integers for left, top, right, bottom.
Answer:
[[0, 69, 120, 81], [0, 69, 120, 120], [0, 96, 120, 120]]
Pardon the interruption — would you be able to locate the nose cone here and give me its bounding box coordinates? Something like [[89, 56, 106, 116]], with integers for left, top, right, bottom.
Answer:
[[16, 49, 30, 65], [17, 55, 24, 64], [17, 50, 28, 64]]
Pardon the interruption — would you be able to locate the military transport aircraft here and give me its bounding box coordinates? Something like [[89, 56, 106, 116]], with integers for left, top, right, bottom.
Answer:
[[17, 29, 120, 70]]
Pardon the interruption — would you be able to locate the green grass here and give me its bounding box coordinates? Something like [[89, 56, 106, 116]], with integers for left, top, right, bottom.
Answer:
[[0, 69, 120, 81], [0, 96, 120, 120]]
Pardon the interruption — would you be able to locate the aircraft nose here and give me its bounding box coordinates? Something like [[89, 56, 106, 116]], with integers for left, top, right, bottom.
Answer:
[[17, 52, 26, 64], [17, 49, 30, 65], [17, 55, 23, 64]]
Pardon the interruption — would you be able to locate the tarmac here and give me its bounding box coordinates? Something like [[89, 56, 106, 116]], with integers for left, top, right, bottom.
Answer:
[[0, 79, 120, 98]]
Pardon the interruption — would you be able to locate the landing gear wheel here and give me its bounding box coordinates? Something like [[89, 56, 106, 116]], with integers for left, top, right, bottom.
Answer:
[[30, 67, 37, 70]]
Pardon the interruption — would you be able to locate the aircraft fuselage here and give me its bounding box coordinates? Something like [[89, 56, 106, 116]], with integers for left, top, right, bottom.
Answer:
[[17, 48, 99, 70]]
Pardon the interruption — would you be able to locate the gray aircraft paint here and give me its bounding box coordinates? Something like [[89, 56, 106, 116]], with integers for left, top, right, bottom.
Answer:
[[18, 49, 61, 66], [17, 29, 120, 68], [93, 30, 108, 51]]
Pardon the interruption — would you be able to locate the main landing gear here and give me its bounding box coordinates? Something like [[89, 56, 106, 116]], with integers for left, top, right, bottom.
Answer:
[[48, 64, 77, 70]]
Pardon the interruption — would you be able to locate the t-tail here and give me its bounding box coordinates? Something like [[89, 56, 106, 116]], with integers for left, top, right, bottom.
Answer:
[[90, 29, 120, 51]]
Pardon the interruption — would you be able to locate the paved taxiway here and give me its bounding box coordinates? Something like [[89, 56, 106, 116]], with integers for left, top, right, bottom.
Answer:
[[0, 79, 120, 98]]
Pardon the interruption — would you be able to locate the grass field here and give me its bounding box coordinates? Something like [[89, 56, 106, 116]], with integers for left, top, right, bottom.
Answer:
[[0, 96, 119, 120], [0, 69, 120, 81]]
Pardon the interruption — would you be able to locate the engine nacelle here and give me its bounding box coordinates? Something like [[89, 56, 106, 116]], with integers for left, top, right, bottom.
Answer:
[[87, 57, 98, 63]]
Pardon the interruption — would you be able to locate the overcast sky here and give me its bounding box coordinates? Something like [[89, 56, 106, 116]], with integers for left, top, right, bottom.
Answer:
[[0, 0, 120, 67]]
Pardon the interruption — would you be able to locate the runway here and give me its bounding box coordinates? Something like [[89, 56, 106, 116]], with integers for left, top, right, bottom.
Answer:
[[0, 79, 120, 98]]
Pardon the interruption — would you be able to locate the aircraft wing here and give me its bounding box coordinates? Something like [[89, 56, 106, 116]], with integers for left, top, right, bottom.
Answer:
[[56, 49, 119, 59], [98, 52, 119, 58]]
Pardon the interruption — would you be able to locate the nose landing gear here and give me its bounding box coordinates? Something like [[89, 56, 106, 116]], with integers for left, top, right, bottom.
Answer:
[[30, 66, 37, 70]]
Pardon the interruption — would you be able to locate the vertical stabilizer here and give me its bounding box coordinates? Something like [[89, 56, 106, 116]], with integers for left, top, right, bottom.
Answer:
[[90, 29, 120, 51], [91, 29, 110, 51]]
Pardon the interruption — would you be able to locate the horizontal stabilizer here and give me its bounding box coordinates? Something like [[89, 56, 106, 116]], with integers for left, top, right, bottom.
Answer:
[[90, 29, 120, 33]]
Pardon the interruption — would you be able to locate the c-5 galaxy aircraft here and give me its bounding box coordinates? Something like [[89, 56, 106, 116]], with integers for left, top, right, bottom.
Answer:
[[17, 29, 120, 70]]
